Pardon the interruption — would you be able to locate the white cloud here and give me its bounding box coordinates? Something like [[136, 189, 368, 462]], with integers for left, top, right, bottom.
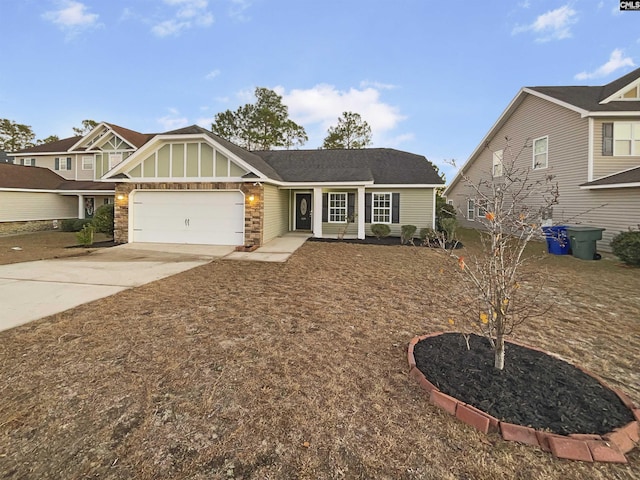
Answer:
[[359, 80, 397, 90], [157, 109, 189, 131], [273, 84, 408, 147], [152, 0, 214, 37], [205, 69, 221, 80], [575, 49, 636, 80], [228, 0, 252, 22], [42, 0, 99, 34], [512, 5, 577, 42]]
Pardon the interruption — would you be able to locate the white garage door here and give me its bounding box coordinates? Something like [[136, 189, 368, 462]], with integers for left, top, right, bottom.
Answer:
[[131, 190, 245, 245]]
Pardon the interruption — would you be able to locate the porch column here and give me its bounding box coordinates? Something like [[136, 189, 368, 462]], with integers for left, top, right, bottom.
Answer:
[[357, 186, 365, 239], [313, 187, 323, 238], [77, 194, 85, 219]]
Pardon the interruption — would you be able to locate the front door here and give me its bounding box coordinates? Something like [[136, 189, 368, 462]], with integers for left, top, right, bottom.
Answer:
[[295, 193, 312, 230]]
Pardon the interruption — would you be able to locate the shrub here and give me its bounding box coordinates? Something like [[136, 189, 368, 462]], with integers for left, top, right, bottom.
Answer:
[[611, 229, 640, 266], [419, 227, 436, 241], [60, 218, 91, 232], [370, 223, 391, 239], [92, 203, 115, 237], [439, 217, 458, 241], [401, 225, 417, 244], [60, 219, 78, 232], [75, 224, 95, 246]]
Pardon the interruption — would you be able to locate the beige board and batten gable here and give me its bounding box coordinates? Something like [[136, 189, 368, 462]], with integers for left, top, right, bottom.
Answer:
[[121, 140, 248, 180]]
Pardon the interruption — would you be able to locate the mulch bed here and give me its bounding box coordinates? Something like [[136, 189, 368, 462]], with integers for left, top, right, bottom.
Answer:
[[309, 236, 463, 248], [65, 240, 117, 249], [413, 333, 635, 435]]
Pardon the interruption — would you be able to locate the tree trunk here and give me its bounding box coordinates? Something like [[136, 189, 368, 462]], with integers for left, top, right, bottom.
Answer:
[[494, 335, 505, 370]]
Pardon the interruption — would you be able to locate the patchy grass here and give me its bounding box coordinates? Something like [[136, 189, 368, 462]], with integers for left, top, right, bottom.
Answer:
[[0, 230, 112, 265], [0, 234, 638, 479]]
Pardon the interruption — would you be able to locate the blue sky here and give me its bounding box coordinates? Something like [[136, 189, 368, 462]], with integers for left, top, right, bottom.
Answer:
[[0, 0, 638, 181]]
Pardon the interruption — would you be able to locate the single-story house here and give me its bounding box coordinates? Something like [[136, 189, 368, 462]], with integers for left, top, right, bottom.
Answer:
[[104, 126, 444, 246]]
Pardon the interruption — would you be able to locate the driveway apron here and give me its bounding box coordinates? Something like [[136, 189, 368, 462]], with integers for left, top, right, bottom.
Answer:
[[0, 244, 232, 332]]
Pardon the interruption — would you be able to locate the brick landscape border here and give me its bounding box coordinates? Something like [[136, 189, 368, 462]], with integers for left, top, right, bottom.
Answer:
[[408, 332, 640, 463]]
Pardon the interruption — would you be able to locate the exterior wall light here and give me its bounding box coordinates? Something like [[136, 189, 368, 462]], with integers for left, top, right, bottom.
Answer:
[[249, 194, 255, 202], [116, 194, 126, 201]]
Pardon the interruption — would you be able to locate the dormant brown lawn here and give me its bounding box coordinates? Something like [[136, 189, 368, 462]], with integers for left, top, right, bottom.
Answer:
[[0, 231, 638, 479]]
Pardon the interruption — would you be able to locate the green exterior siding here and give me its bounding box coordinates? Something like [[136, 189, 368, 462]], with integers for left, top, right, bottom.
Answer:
[[263, 184, 290, 243]]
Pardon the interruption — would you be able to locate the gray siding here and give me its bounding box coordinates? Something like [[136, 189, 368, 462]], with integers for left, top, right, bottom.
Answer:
[[447, 93, 640, 252], [263, 184, 289, 243], [0, 191, 77, 221], [592, 117, 640, 179]]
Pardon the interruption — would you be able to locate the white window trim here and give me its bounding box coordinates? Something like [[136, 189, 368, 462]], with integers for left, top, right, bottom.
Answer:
[[328, 192, 347, 223], [58, 157, 69, 170], [492, 149, 503, 177], [467, 199, 475, 221], [613, 121, 640, 157], [82, 155, 94, 170], [372, 192, 392, 224], [532, 136, 548, 170]]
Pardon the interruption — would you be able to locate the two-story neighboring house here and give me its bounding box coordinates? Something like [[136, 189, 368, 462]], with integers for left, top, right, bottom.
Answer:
[[444, 67, 640, 252], [0, 122, 147, 233]]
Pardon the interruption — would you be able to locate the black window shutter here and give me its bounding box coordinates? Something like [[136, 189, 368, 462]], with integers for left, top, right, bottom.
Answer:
[[66, 157, 72, 170], [55, 158, 59, 170], [392, 193, 400, 223], [322, 193, 328, 222], [602, 123, 613, 156], [365, 193, 372, 223], [347, 193, 355, 222], [32, 159, 36, 166]]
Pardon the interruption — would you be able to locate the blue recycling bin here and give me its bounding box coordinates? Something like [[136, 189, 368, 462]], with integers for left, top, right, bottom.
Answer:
[[543, 226, 570, 255]]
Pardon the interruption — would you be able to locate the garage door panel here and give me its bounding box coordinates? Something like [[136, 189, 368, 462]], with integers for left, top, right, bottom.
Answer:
[[131, 191, 245, 245]]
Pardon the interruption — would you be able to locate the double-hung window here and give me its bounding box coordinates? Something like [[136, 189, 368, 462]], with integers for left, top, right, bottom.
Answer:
[[613, 122, 640, 156], [467, 199, 475, 221], [56, 157, 71, 170], [533, 136, 548, 169], [492, 150, 503, 177], [22, 158, 35, 166], [82, 155, 94, 170], [328, 192, 347, 223], [372, 193, 391, 223]]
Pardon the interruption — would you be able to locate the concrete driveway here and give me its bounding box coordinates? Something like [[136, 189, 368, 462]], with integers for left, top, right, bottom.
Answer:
[[0, 243, 234, 332]]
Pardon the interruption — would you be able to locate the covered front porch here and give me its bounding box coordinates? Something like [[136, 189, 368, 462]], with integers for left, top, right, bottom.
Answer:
[[287, 186, 369, 240]]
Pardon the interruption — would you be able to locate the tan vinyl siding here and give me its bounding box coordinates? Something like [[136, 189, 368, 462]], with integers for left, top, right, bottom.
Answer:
[[365, 188, 434, 236], [570, 188, 640, 251], [0, 192, 76, 221], [593, 118, 640, 179], [447, 94, 590, 232], [263, 185, 289, 243]]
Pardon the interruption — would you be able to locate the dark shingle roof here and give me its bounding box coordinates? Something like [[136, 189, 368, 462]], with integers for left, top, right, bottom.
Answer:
[[580, 166, 640, 187], [15, 136, 83, 154], [528, 67, 640, 112], [105, 123, 155, 148], [0, 163, 115, 191], [253, 149, 443, 184]]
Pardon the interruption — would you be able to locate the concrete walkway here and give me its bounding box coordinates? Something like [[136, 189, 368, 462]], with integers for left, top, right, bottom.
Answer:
[[0, 234, 309, 332], [223, 233, 311, 262]]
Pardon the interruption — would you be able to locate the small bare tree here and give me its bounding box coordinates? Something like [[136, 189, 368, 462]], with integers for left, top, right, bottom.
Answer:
[[442, 139, 559, 370]]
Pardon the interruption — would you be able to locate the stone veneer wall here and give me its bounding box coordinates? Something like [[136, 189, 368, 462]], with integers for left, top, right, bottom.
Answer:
[[0, 220, 61, 235], [114, 182, 264, 246]]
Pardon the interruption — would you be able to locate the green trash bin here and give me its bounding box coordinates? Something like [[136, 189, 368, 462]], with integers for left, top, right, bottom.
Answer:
[[566, 226, 605, 260]]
